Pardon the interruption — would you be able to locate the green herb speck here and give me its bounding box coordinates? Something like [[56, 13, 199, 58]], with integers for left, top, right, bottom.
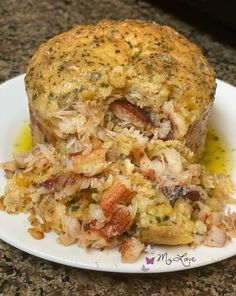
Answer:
[[71, 205, 79, 212], [48, 93, 54, 101]]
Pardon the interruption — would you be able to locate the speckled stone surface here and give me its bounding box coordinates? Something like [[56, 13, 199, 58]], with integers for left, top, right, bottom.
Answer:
[[0, 0, 236, 295]]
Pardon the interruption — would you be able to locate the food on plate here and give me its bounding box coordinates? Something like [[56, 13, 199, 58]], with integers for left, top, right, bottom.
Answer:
[[26, 19, 215, 157], [1, 20, 235, 263]]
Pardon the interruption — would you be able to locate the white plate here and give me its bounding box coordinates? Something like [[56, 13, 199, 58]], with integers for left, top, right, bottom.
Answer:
[[0, 75, 235, 273]]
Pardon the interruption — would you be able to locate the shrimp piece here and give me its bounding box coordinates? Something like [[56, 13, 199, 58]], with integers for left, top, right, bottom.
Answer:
[[76, 204, 130, 249], [100, 182, 134, 217], [119, 237, 144, 263], [101, 206, 134, 238]]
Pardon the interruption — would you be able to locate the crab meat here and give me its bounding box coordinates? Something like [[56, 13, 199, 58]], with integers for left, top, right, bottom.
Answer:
[[163, 148, 183, 174], [59, 216, 81, 246], [162, 101, 188, 137], [1, 161, 17, 178], [119, 237, 144, 263], [55, 175, 91, 200], [157, 118, 173, 140], [204, 226, 228, 247], [139, 153, 165, 180], [110, 100, 154, 132], [68, 148, 107, 177], [222, 211, 236, 238], [77, 228, 112, 248], [42, 173, 91, 200], [139, 153, 156, 181]]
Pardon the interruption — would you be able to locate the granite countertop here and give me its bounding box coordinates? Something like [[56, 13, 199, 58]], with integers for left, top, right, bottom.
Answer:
[[0, 0, 236, 295]]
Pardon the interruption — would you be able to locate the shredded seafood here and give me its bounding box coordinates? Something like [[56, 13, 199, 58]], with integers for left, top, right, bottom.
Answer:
[[1, 101, 235, 263]]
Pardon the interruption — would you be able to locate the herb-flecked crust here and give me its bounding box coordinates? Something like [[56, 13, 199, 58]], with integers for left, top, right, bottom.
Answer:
[[25, 19, 215, 156]]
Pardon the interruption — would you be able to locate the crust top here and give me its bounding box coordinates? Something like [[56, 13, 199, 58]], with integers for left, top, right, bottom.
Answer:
[[25, 19, 215, 122]]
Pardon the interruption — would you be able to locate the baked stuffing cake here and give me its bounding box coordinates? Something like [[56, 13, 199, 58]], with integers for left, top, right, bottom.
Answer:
[[1, 20, 235, 263], [26, 19, 215, 156]]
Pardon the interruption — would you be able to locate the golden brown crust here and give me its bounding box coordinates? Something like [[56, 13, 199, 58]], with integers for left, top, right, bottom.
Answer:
[[140, 224, 194, 245], [26, 19, 215, 116], [25, 19, 216, 156]]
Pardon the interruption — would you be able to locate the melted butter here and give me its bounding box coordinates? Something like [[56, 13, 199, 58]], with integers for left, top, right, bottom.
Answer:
[[12, 121, 232, 174], [13, 121, 32, 154], [200, 127, 232, 174]]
